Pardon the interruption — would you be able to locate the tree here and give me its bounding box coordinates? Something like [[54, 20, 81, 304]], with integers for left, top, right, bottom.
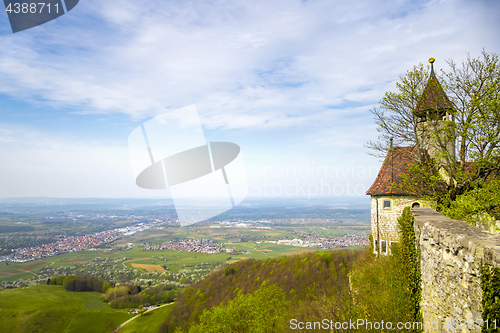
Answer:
[[62, 276, 76, 291], [138, 304, 147, 316], [444, 51, 500, 184], [367, 50, 500, 218], [366, 63, 428, 156], [440, 178, 500, 230], [187, 282, 290, 333]]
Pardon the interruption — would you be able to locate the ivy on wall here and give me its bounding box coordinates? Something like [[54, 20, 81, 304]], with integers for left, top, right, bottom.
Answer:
[[368, 233, 374, 254], [397, 207, 423, 327], [481, 265, 500, 333]]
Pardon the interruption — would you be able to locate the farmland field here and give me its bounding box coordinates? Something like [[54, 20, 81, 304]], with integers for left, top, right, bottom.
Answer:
[[130, 263, 165, 273]]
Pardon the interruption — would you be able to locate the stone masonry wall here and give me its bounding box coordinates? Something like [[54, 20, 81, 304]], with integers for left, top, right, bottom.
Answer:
[[412, 207, 500, 333], [371, 196, 419, 243]]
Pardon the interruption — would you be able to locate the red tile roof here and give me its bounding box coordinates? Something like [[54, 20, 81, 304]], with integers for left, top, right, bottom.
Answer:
[[366, 146, 420, 196]]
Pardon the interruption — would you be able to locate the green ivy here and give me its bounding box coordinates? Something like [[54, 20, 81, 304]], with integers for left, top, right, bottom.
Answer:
[[481, 265, 500, 333], [368, 233, 374, 254], [397, 207, 423, 330]]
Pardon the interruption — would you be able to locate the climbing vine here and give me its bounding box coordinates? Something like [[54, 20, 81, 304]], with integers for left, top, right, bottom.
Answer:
[[397, 207, 423, 328], [481, 265, 500, 333], [368, 233, 374, 254]]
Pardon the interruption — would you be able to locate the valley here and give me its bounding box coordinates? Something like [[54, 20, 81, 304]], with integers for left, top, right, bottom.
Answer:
[[0, 198, 371, 332]]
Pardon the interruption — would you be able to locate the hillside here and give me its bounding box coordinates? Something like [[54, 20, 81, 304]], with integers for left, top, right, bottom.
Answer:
[[0, 237, 418, 332], [162, 250, 359, 331], [0, 284, 129, 332], [160, 245, 418, 333]]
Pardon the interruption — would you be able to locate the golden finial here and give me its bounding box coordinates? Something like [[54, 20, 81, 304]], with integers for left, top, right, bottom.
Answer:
[[429, 57, 436, 75]]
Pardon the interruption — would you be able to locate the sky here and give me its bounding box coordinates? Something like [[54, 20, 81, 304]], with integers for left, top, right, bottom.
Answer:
[[0, 0, 499, 200]]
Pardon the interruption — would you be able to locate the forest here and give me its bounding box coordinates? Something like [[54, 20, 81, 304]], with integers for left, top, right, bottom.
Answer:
[[161, 247, 419, 332]]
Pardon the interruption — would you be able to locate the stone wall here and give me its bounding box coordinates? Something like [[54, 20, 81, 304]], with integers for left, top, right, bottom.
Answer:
[[412, 207, 500, 333]]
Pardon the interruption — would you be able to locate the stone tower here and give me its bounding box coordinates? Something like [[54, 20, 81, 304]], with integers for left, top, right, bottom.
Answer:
[[414, 58, 456, 166]]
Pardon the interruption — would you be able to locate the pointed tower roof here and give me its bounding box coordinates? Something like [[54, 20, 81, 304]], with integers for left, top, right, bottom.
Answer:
[[415, 58, 453, 116]]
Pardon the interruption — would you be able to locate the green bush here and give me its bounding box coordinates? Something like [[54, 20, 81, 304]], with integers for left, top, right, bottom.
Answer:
[[481, 265, 500, 333]]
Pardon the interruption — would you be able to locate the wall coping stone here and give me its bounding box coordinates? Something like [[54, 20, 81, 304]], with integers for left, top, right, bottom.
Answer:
[[412, 207, 500, 266]]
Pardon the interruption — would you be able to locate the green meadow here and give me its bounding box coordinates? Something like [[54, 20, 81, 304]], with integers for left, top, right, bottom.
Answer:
[[0, 284, 130, 333], [118, 304, 174, 333]]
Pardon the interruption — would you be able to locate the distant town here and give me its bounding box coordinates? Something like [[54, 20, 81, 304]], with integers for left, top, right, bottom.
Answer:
[[267, 233, 369, 248], [144, 238, 226, 254], [1, 221, 369, 263], [0, 198, 371, 263], [0, 222, 161, 262]]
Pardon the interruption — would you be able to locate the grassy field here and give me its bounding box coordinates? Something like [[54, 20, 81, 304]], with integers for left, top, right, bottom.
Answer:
[[118, 304, 174, 333], [0, 260, 49, 281], [0, 284, 130, 333]]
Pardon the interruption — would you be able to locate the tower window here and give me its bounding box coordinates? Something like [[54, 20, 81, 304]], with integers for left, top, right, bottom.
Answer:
[[383, 199, 391, 209]]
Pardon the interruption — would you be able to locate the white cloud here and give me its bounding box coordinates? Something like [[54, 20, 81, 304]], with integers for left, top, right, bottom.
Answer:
[[0, 0, 498, 197], [1, 0, 497, 122]]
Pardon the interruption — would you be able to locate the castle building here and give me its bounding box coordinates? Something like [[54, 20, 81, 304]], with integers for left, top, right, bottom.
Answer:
[[367, 58, 455, 255]]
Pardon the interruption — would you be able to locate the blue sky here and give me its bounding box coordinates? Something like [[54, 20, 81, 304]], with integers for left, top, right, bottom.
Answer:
[[0, 0, 499, 199]]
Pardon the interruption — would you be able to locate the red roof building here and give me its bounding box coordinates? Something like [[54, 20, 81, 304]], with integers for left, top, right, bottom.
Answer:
[[366, 146, 419, 196], [368, 58, 454, 255]]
